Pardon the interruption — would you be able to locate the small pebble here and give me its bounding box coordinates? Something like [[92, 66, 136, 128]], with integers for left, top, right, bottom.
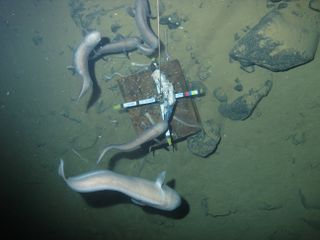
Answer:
[[213, 87, 228, 102]]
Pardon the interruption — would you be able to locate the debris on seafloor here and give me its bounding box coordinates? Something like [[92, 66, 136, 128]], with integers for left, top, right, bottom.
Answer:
[[218, 80, 273, 121]]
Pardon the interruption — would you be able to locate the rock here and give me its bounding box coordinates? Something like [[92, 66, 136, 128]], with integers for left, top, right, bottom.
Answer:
[[302, 218, 320, 231], [187, 120, 221, 157], [234, 78, 243, 92], [277, 2, 288, 10], [309, 0, 320, 12], [229, 9, 320, 72], [187, 130, 220, 157], [197, 63, 212, 81], [111, 23, 121, 33], [219, 80, 272, 120], [290, 132, 306, 145], [266, 1, 276, 8], [200, 197, 237, 218], [213, 87, 228, 102], [32, 31, 44, 46], [268, 228, 300, 240], [257, 201, 283, 211], [299, 188, 320, 210]]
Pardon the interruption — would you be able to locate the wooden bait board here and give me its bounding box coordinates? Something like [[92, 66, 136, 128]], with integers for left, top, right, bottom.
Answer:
[[117, 59, 201, 146]]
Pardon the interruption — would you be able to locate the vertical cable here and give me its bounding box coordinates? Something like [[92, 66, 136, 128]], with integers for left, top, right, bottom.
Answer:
[[156, 0, 161, 72]]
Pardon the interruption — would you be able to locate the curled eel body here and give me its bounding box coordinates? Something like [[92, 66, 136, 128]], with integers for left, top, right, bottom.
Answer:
[[133, 0, 159, 54], [92, 37, 142, 59]]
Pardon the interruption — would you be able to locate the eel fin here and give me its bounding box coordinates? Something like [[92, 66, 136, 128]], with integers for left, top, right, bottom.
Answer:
[[58, 159, 66, 180], [155, 171, 166, 189]]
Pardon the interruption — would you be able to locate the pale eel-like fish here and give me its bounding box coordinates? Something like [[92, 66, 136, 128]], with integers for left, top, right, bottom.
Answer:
[[132, 0, 159, 55], [74, 31, 101, 100], [97, 120, 168, 164], [58, 159, 181, 211]]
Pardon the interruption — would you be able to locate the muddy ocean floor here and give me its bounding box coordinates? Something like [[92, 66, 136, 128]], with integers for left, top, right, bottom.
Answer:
[[1, 0, 320, 239]]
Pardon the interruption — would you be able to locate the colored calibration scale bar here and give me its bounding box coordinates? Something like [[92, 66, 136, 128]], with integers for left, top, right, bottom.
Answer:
[[113, 89, 203, 110]]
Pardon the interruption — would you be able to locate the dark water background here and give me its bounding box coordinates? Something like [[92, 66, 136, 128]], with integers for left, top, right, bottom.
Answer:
[[1, 0, 320, 239]]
